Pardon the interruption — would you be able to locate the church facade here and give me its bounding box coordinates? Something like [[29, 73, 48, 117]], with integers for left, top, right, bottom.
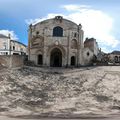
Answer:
[[28, 16, 98, 67]]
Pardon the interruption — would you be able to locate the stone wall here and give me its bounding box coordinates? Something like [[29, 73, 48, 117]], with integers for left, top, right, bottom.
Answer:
[[83, 48, 94, 65], [0, 55, 24, 68]]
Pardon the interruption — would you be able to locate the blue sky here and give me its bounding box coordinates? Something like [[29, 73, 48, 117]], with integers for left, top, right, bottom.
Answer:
[[0, 0, 120, 53]]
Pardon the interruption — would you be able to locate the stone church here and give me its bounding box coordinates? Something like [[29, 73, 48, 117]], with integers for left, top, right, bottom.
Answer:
[[28, 16, 99, 67]]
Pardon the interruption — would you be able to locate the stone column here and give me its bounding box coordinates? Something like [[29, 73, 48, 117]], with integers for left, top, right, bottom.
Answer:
[[43, 28, 48, 67], [66, 30, 71, 67], [78, 24, 84, 66], [28, 24, 32, 60], [8, 34, 11, 55], [43, 47, 47, 66], [43, 36, 46, 66]]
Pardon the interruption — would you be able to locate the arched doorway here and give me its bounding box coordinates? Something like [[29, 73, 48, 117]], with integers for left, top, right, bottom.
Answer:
[[50, 48, 62, 67], [38, 54, 43, 65], [115, 56, 118, 63], [71, 56, 76, 66]]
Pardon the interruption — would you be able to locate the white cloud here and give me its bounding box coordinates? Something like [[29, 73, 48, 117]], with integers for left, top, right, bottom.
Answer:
[[25, 13, 64, 25], [101, 47, 111, 53], [26, 4, 120, 52], [62, 4, 91, 12], [26, 18, 46, 25], [0, 30, 18, 40]]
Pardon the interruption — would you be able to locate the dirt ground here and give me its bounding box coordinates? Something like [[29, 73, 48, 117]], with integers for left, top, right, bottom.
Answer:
[[0, 66, 120, 118]]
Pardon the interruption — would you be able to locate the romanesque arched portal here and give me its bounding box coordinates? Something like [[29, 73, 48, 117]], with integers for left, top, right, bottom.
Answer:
[[50, 48, 62, 67]]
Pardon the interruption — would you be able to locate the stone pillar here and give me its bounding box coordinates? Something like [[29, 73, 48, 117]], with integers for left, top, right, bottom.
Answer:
[[66, 31, 71, 67], [43, 46, 47, 66], [78, 24, 84, 66], [8, 34, 11, 55], [43, 29, 48, 66], [45, 47, 49, 66], [28, 24, 32, 60]]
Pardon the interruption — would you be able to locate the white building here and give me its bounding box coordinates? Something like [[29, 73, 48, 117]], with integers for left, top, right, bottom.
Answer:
[[108, 51, 120, 63], [0, 34, 27, 55]]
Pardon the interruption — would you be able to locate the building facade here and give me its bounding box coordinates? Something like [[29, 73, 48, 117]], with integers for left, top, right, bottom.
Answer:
[[0, 34, 27, 55], [10, 40, 27, 55], [28, 16, 99, 67], [108, 51, 120, 63], [84, 38, 99, 56]]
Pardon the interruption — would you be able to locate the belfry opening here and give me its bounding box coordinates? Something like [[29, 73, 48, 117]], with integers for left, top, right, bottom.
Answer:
[[50, 48, 62, 67]]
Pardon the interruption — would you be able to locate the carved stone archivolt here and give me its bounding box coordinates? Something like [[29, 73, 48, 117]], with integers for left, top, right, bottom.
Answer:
[[47, 44, 66, 57], [31, 35, 44, 47]]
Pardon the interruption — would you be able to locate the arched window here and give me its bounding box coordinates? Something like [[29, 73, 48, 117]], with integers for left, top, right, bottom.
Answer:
[[71, 39, 77, 49], [119, 56, 120, 62], [114, 56, 118, 63], [38, 54, 43, 65], [13, 46, 15, 50], [53, 26, 63, 37]]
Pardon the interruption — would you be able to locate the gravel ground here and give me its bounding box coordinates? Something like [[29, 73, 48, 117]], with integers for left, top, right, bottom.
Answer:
[[0, 66, 120, 117]]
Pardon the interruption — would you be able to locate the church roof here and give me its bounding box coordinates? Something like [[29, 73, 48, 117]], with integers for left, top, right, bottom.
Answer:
[[0, 34, 9, 38], [32, 16, 78, 27]]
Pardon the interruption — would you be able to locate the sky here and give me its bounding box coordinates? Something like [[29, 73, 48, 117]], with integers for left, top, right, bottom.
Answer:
[[0, 0, 120, 53]]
